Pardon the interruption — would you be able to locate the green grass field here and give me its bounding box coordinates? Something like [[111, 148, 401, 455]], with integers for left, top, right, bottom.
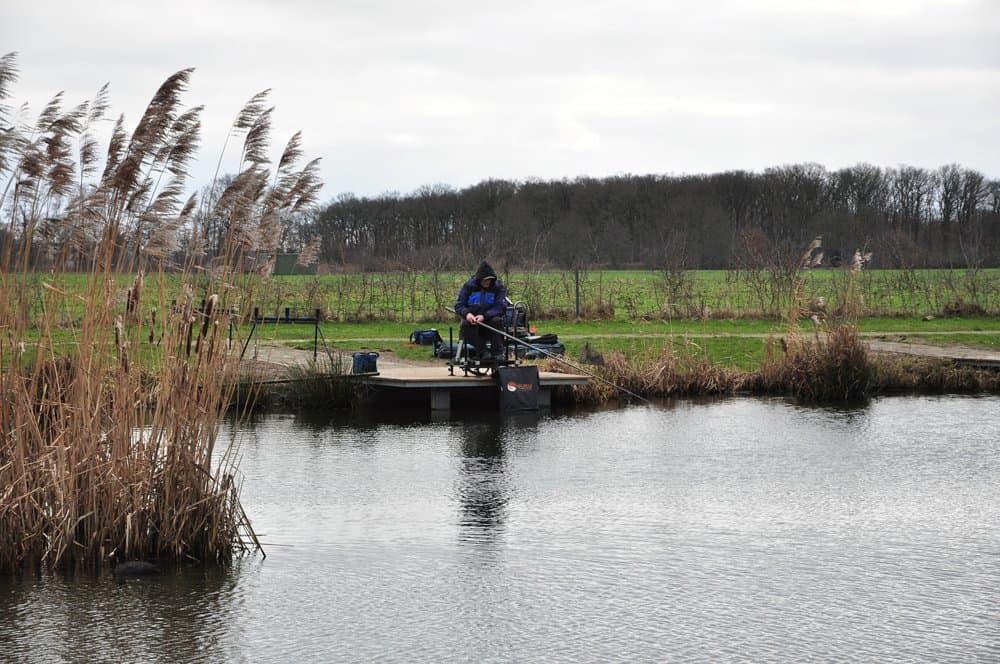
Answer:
[[6, 269, 998, 373], [12, 268, 1000, 324], [255, 267, 1000, 322], [239, 315, 1000, 372]]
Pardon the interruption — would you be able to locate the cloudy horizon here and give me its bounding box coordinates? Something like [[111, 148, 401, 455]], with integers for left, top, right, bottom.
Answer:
[[4, 0, 999, 201]]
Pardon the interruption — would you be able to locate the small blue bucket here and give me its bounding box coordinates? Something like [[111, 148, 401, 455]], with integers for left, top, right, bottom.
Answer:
[[352, 351, 379, 374]]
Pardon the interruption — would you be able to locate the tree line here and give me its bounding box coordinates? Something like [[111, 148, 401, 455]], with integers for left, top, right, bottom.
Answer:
[[308, 163, 1000, 272]]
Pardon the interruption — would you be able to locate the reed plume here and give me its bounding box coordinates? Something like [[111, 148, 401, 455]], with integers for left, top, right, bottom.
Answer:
[[296, 236, 322, 267]]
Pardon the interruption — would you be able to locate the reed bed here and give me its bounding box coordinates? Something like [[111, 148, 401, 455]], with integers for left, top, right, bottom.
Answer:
[[752, 325, 875, 401], [542, 243, 936, 404], [750, 243, 877, 401], [872, 356, 1000, 393], [538, 349, 745, 404], [0, 56, 320, 572], [543, 325, 996, 405], [269, 357, 359, 410]]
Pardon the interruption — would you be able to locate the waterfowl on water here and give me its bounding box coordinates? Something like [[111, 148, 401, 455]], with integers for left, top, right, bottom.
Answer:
[[109, 548, 161, 577]]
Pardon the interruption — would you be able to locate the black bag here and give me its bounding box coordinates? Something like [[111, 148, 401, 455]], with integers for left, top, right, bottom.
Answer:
[[497, 366, 540, 410], [434, 340, 456, 358], [504, 305, 526, 329]]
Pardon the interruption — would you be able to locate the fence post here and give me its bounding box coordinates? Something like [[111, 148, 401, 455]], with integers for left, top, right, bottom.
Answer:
[[253, 307, 260, 360], [314, 308, 320, 362], [575, 268, 581, 318]]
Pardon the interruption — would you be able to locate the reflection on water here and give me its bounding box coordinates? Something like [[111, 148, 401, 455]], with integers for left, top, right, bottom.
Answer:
[[452, 412, 543, 548], [2, 396, 999, 662], [0, 564, 243, 663], [456, 418, 509, 543]]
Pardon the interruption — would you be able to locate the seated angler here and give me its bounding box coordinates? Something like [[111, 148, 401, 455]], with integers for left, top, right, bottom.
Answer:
[[455, 261, 507, 361]]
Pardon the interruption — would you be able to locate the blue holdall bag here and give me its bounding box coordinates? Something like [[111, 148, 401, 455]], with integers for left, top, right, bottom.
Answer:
[[410, 329, 442, 346]]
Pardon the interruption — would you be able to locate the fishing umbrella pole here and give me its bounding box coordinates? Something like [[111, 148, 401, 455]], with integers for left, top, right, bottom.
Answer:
[[474, 319, 649, 404]]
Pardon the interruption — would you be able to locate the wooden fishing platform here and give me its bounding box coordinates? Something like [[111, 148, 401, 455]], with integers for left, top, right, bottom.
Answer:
[[867, 340, 1000, 369], [359, 365, 591, 411]]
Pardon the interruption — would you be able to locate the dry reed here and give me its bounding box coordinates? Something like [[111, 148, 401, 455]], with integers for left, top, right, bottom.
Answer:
[[537, 344, 745, 404], [539, 237, 880, 404], [871, 355, 1000, 393], [754, 325, 875, 401], [751, 238, 876, 402], [0, 55, 320, 572]]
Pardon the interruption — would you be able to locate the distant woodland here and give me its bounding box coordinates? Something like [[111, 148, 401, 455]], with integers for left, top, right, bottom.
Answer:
[[306, 163, 1000, 272], [1, 56, 997, 275]]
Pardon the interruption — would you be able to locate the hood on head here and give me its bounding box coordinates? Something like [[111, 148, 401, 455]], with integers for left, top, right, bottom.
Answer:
[[473, 261, 497, 282]]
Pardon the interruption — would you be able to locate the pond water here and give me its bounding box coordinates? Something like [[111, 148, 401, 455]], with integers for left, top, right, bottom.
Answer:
[[2, 396, 999, 662]]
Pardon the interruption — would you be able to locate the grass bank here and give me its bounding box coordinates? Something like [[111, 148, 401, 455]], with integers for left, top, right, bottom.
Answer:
[[539, 325, 1000, 405], [246, 315, 1000, 373], [233, 314, 1000, 409]]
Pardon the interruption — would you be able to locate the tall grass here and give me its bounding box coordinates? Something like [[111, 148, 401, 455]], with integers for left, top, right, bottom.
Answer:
[[212, 266, 1000, 325], [754, 325, 874, 401], [872, 355, 1000, 393], [543, 241, 880, 404], [0, 55, 319, 572], [752, 243, 875, 402], [539, 345, 744, 404], [281, 357, 360, 410]]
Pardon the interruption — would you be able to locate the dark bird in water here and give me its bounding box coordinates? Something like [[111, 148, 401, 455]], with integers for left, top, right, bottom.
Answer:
[[109, 548, 160, 577]]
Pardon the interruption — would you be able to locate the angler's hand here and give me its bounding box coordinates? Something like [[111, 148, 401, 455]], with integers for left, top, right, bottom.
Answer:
[[466, 313, 479, 324]]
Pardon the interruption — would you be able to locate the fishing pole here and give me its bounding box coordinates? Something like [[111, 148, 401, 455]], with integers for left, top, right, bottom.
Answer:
[[473, 319, 649, 404]]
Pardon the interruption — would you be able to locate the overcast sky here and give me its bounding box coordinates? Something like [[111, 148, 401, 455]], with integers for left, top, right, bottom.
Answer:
[[4, 0, 999, 201]]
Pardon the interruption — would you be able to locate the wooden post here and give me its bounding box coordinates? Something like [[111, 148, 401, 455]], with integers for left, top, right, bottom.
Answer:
[[314, 308, 320, 362], [575, 268, 581, 318], [538, 387, 552, 408], [430, 389, 451, 411]]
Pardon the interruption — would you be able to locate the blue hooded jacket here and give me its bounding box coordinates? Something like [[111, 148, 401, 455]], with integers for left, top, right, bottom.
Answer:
[[455, 261, 507, 319]]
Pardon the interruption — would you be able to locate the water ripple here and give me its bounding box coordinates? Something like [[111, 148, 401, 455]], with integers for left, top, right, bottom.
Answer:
[[1, 396, 998, 662]]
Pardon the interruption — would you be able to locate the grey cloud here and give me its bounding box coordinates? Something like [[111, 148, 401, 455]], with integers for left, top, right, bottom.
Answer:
[[3, 0, 998, 198]]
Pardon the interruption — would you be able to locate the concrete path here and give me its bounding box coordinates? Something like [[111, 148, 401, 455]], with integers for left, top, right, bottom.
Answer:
[[238, 342, 433, 381]]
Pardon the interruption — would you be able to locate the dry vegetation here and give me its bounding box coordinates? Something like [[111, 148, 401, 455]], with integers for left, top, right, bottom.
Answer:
[[0, 54, 320, 573], [543, 242, 1000, 404]]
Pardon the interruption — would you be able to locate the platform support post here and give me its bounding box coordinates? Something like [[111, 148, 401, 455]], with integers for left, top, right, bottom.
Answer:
[[538, 387, 552, 408], [430, 388, 451, 411]]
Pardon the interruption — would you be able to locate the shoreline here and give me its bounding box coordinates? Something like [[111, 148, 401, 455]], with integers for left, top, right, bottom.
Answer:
[[236, 339, 1000, 411]]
